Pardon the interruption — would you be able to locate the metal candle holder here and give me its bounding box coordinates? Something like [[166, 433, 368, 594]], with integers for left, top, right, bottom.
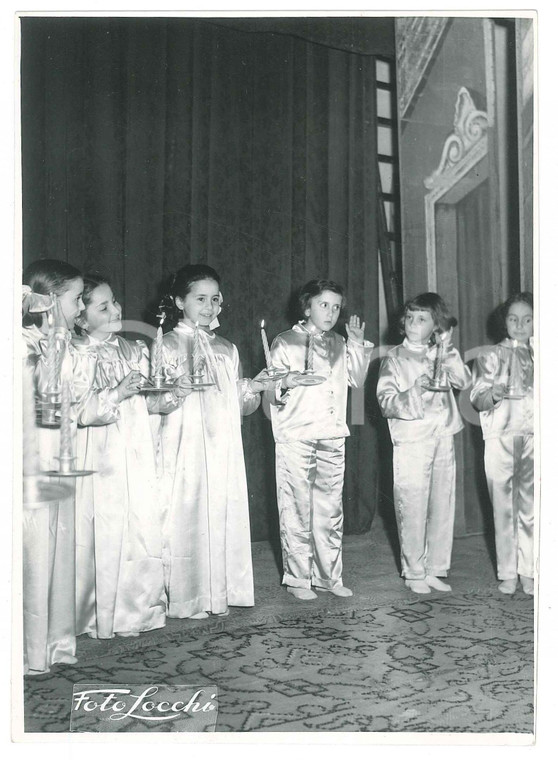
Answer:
[[425, 331, 451, 392], [43, 381, 94, 477]]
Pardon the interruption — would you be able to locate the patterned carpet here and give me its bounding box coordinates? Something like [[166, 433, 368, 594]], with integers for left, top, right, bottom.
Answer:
[[24, 589, 533, 734]]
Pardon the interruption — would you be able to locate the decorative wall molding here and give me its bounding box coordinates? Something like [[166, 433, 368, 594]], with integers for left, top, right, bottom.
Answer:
[[396, 17, 450, 120], [424, 87, 489, 289], [424, 88, 489, 191]]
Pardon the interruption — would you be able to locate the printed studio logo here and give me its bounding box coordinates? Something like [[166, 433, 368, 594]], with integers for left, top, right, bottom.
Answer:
[[70, 683, 218, 732]]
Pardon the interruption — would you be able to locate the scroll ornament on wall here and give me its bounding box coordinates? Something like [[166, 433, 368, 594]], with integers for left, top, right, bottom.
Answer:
[[424, 87, 489, 190]]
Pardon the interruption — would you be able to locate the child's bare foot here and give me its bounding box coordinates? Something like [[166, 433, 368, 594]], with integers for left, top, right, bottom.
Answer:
[[405, 579, 431, 594], [519, 575, 534, 595], [425, 575, 452, 592], [498, 579, 517, 594]]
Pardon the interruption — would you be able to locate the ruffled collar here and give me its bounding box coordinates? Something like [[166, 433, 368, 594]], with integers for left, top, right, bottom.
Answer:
[[293, 321, 328, 337], [174, 321, 216, 340]]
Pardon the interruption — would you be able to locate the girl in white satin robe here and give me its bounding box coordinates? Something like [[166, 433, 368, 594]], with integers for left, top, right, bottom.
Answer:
[[154, 265, 273, 619], [73, 275, 186, 638], [267, 280, 374, 600], [377, 292, 471, 595], [22, 260, 90, 673], [471, 293, 534, 595]]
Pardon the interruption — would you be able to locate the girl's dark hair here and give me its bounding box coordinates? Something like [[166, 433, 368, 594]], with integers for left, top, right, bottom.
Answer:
[[23, 258, 82, 327], [160, 264, 221, 326], [399, 292, 458, 344], [81, 273, 112, 309], [297, 279, 346, 322], [74, 273, 112, 334], [498, 291, 533, 338], [502, 291, 533, 317]]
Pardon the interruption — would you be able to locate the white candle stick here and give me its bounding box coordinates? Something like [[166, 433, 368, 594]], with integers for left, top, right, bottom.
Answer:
[[193, 321, 203, 377], [260, 320, 272, 370], [307, 330, 315, 371], [59, 380, 73, 473]]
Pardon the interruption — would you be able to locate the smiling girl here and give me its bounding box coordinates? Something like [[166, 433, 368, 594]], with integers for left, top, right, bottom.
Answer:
[[471, 292, 534, 595], [72, 274, 187, 639], [267, 279, 374, 600], [155, 264, 275, 619], [376, 292, 471, 594]]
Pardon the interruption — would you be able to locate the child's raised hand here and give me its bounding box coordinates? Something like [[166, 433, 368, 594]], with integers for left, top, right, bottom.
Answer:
[[345, 315, 365, 344], [116, 370, 143, 401], [414, 373, 432, 394], [491, 383, 506, 403]]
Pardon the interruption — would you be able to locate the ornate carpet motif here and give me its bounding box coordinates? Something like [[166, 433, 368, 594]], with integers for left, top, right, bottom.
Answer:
[[24, 590, 533, 734]]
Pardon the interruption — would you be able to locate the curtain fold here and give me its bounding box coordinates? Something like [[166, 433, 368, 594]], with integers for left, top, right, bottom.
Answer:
[[21, 17, 387, 540]]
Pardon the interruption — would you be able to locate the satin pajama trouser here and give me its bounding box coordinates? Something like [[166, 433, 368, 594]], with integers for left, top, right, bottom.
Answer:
[[484, 434, 534, 580], [392, 435, 456, 580], [275, 438, 346, 589]]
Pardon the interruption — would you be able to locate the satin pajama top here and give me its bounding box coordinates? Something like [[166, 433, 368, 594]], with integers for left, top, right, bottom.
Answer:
[[268, 323, 374, 442], [377, 338, 471, 445], [471, 339, 534, 439]]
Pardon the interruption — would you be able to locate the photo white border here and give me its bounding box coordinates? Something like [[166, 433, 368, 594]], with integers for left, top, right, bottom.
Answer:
[[2, 2, 555, 757]]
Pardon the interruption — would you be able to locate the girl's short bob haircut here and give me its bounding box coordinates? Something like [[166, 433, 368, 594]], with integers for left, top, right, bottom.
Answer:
[[399, 292, 458, 344], [23, 258, 83, 327], [297, 279, 346, 322], [160, 264, 221, 326]]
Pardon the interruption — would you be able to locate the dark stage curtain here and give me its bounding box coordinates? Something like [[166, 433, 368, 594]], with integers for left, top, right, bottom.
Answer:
[[21, 17, 390, 541]]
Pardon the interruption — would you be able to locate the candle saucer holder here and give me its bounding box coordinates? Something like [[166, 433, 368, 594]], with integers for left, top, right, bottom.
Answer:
[[177, 373, 215, 390], [296, 370, 327, 386], [139, 375, 176, 393], [425, 376, 451, 392], [23, 475, 73, 508], [261, 367, 288, 381], [44, 455, 95, 478], [503, 386, 525, 400]]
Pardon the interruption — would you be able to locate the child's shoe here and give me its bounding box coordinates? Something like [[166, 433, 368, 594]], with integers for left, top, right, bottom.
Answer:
[[498, 579, 517, 594], [214, 610, 230, 617], [519, 575, 534, 595], [188, 611, 209, 619], [315, 586, 353, 597], [287, 587, 317, 600], [425, 575, 452, 592], [405, 579, 431, 594]]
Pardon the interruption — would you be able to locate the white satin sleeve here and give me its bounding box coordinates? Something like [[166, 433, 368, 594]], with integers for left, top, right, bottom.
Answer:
[[376, 356, 425, 420], [444, 346, 472, 391], [347, 337, 374, 388], [233, 344, 261, 416]]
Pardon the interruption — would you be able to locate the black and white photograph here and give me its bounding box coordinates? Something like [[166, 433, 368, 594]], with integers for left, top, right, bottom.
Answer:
[[7, 2, 553, 747]]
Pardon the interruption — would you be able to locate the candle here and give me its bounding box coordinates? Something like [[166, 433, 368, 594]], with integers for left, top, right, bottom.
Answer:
[[151, 325, 163, 380], [260, 320, 272, 370], [307, 330, 315, 371], [46, 310, 58, 395], [508, 339, 520, 392], [59, 379, 73, 472], [193, 321, 203, 377]]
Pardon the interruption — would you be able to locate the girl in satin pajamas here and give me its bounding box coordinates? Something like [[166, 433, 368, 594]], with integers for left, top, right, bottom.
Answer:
[[268, 279, 374, 601], [377, 292, 471, 595], [471, 292, 534, 595]]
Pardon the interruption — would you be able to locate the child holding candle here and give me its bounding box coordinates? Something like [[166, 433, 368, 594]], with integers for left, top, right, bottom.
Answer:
[[471, 292, 534, 595], [376, 292, 471, 594], [21, 259, 88, 673], [266, 279, 374, 600], [155, 264, 274, 619], [72, 274, 190, 638]]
